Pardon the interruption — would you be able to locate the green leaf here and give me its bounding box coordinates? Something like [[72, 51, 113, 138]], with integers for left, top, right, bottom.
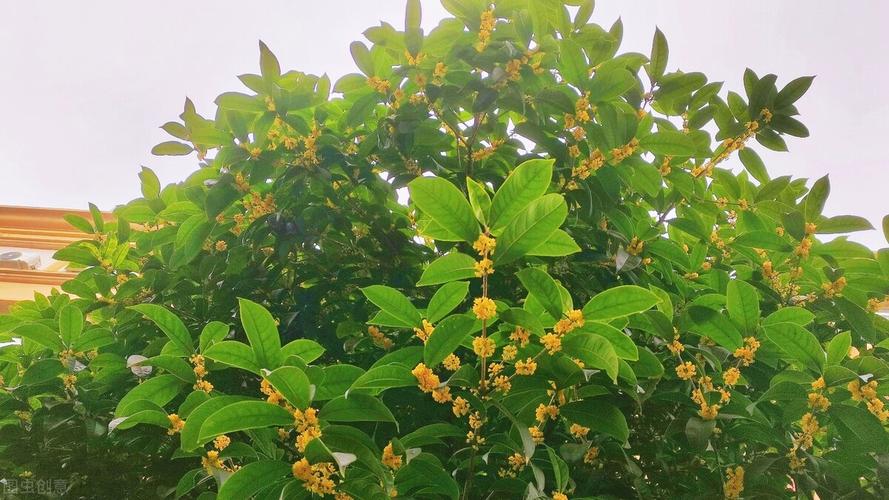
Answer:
[[583, 285, 660, 322], [588, 68, 636, 101], [726, 280, 760, 335], [577, 322, 638, 361], [640, 131, 696, 156], [739, 148, 769, 184], [180, 396, 248, 451], [138, 356, 196, 383], [826, 331, 851, 365], [110, 409, 171, 432], [58, 304, 84, 346], [310, 364, 366, 400], [494, 193, 567, 265], [816, 215, 874, 234], [408, 177, 479, 243], [561, 400, 629, 442], [21, 359, 64, 386], [13, 323, 62, 350], [776, 75, 814, 107], [547, 446, 569, 492], [349, 41, 374, 76], [489, 159, 554, 232], [804, 175, 830, 221], [764, 307, 814, 327], [238, 298, 283, 370], [129, 304, 193, 356], [684, 306, 744, 350], [199, 321, 230, 351], [560, 39, 587, 87], [217, 461, 291, 500], [265, 366, 311, 409], [424, 314, 476, 367], [830, 404, 889, 451], [361, 285, 422, 328], [151, 141, 193, 156], [466, 177, 491, 226], [321, 394, 396, 424], [562, 333, 619, 382], [527, 229, 581, 257], [647, 27, 668, 82], [281, 339, 326, 363], [170, 213, 211, 267], [349, 364, 415, 392], [258, 41, 281, 81], [417, 252, 478, 286], [139, 166, 161, 199], [204, 341, 262, 375], [199, 400, 293, 442], [517, 267, 564, 320], [764, 323, 825, 373], [883, 215, 889, 245], [116, 374, 183, 417], [427, 281, 470, 323]]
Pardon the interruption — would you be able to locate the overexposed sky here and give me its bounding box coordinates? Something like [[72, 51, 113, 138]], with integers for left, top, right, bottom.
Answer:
[[1, 1, 887, 247]]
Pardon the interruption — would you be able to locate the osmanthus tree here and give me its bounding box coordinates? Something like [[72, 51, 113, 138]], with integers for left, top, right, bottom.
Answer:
[[2, 0, 889, 498]]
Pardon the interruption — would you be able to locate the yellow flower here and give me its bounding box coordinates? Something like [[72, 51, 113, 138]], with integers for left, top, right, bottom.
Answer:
[[515, 358, 537, 376], [452, 396, 470, 417], [722, 367, 740, 386], [411, 363, 440, 393], [493, 375, 511, 393], [474, 258, 494, 276], [732, 336, 760, 366], [553, 493, 568, 500], [541, 333, 562, 354], [675, 361, 696, 380], [472, 297, 497, 320], [202, 450, 225, 473], [472, 336, 496, 357], [367, 76, 390, 93], [413, 319, 435, 342], [507, 452, 527, 471], [698, 402, 720, 420], [194, 379, 214, 394], [213, 435, 231, 451], [167, 414, 185, 435], [807, 392, 830, 411], [627, 237, 644, 256], [723, 466, 744, 499], [432, 386, 453, 403], [62, 374, 77, 391], [570, 423, 590, 439], [433, 62, 448, 82], [535, 403, 559, 423], [502, 344, 518, 361], [475, 9, 495, 51], [443, 354, 461, 371], [510, 327, 530, 347], [529, 426, 545, 444], [473, 234, 497, 256], [667, 335, 685, 355], [583, 446, 599, 464], [382, 442, 403, 470]]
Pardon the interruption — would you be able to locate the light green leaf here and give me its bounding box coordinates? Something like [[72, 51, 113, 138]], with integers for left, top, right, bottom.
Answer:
[[764, 323, 825, 373], [13, 323, 63, 350], [424, 314, 476, 367], [684, 306, 744, 350], [180, 396, 248, 451], [408, 177, 479, 243], [199, 321, 230, 351], [170, 213, 211, 267], [321, 394, 397, 424], [640, 131, 695, 156], [417, 252, 478, 286], [281, 339, 326, 363], [562, 333, 619, 382], [139, 166, 161, 199], [361, 285, 422, 328], [199, 400, 293, 442], [516, 267, 563, 319], [265, 366, 311, 409], [204, 341, 261, 375], [58, 304, 84, 346], [582, 285, 660, 322], [726, 280, 760, 335], [578, 322, 639, 361], [349, 364, 415, 392], [238, 298, 283, 369], [427, 281, 470, 323], [826, 331, 851, 365], [527, 229, 581, 257], [560, 400, 629, 442], [466, 177, 491, 226], [217, 461, 291, 500], [129, 304, 193, 356], [489, 159, 553, 232], [116, 374, 184, 417], [494, 193, 567, 265]]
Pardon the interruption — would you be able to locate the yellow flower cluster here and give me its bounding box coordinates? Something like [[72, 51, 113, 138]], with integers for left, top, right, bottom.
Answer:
[[382, 441, 403, 470], [788, 412, 823, 470], [473, 233, 496, 255], [367, 76, 390, 94], [167, 413, 185, 435], [452, 396, 470, 417], [723, 466, 744, 499], [472, 336, 496, 358], [821, 276, 847, 298], [514, 358, 537, 376], [260, 378, 285, 405], [849, 379, 889, 422], [722, 367, 741, 386], [535, 403, 559, 423], [413, 319, 435, 343], [502, 344, 517, 361], [293, 407, 322, 452], [475, 9, 496, 51], [492, 375, 511, 393], [432, 62, 448, 83], [732, 337, 760, 366], [62, 374, 77, 391], [368, 325, 393, 350], [583, 446, 599, 464], [190, 354, 213, 393], [213, 435, 231, 451], [675, 361, 696, 380], [510, 327, 530, 347], [569, 150, 605, 185], [626, 237, 644, 256], [470, 139, 505, 162], [553, 492, 568, 500], [474, 258, 494, 277], [574, 93, 592, 123], [541, 333, 562, 354], [692, 111, 768, 178], [292, 458, 338, 495], [610, 138, 639, 164], [443, 354, 461, 371], [666, 335, 684, 355], [404, 50, 425, 66], [202, 450, 225, 474], [472, 297, 497, 320], [570, 423, 590, 439], [528, 426, 544, 444], [411, 363, 440, 393]]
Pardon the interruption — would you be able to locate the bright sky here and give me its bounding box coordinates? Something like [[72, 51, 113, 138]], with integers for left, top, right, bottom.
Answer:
[[1, 1, 887, 247]]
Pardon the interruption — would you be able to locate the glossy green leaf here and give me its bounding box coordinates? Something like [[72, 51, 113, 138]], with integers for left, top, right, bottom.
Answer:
[[582, 285, 660, 322], [408, 177, 479, 243]]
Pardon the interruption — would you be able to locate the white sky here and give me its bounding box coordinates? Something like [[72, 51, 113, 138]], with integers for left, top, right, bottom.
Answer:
[[1, 1, 887, 248]]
